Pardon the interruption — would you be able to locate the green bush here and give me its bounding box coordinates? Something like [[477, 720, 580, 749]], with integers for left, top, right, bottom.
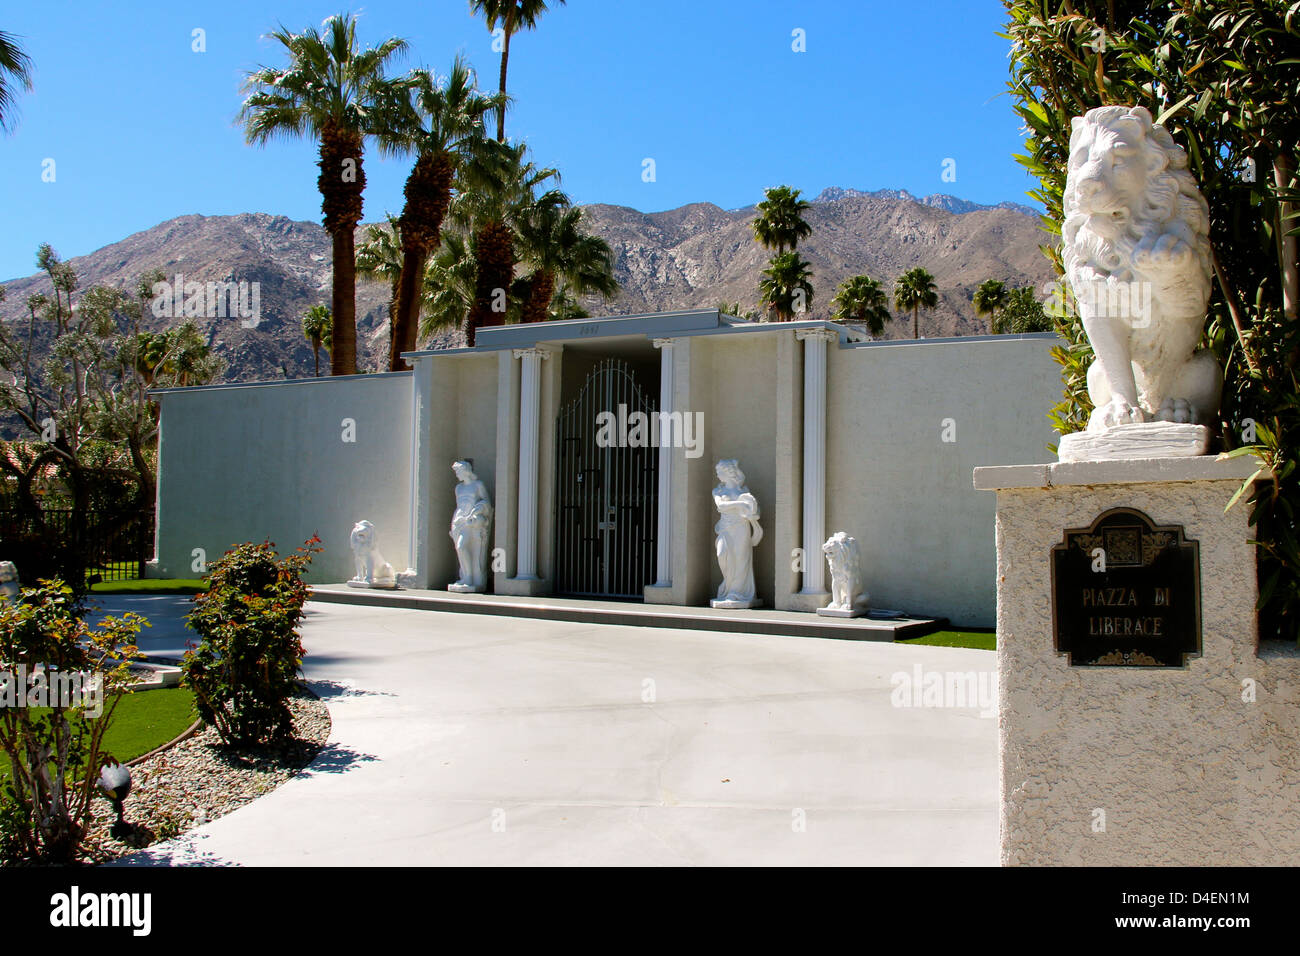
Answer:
[[181, 538, 321, 747], [0, 580, 143, 864]]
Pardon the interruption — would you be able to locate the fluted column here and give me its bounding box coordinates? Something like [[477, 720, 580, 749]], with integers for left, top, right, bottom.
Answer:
[[513, 347, 550, 580], [796, 327, 837, 594], [652, 338, 675, 586]]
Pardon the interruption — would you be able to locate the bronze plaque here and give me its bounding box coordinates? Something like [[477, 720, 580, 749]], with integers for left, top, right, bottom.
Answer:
[[1050, 507, 1201, 667]]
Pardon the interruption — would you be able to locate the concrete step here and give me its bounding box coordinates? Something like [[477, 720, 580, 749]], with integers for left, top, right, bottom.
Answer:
[[307, 585, 944, 642]]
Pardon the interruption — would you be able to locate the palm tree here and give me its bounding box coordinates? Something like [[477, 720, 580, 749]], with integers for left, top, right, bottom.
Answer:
[[379, 58, 500, 369], [301, 305, 332, 377], [752, 185, 812, 255], [831, 275, 892, 337], [239, 14, 408, 375], [355, 216, 405, 360], [894, 267, 938, 339], [973, 279, 1008, 333], [0, 30, 34, 135], [759, 252, 815, 322], [514, 201, 617, 323], [420, 232, 477, 341], [453, 139, 560, 345], [469, 0, 566, 142]]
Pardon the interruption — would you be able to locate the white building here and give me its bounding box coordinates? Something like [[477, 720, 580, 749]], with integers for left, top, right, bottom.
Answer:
[[150, 310, 1063, 626]]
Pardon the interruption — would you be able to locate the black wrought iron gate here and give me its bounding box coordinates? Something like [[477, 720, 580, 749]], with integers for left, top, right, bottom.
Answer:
[[553, 359, 658, 598]]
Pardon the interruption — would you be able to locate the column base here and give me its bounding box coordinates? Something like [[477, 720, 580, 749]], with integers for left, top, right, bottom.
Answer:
[[496, 576, 549, 597], [786, 591, 830, 613]]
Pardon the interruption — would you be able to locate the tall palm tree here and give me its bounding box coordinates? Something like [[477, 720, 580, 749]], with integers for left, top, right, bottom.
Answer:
[[469, 0, 566, 142], [514, 201, 617, 323], [759, 252, 815, 322], [0, 30, 34, 135], [453, 139, 560, 345], [301, 305, 332, 377], [355, 216, 405, 360], [893, 267, 939, 339], [831, 275, 892, 337], [973, 279, 1008, 333], [752, 185, 812, 255], [239, 14, 408, 375], [379, 58, 501, 369]]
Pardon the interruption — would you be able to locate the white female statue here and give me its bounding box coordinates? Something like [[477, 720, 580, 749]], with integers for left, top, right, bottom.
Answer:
[[449, 459, 493, 592], [711, 458, 763, 608]]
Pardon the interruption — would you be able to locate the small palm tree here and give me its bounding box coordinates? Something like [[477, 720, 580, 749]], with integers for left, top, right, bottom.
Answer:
[[0, 30, 34, 135], [759, 252, 815, 321], [420, 233, 477, 341], [752, 185, 813, 255], [514, 201, 617, 323], [973, 279, 1008, 333], [239, 14, 408, 375], [378, 58, 501, 369], [301, 305, 332, 377], [355, 216, 406, 361], [469, 0, 566, 142], [894, 267, 938, 339], [717, 301, 757, 320], [831, 275, 892, 337]]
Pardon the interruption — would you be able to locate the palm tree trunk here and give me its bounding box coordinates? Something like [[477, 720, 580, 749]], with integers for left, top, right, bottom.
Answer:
[[521, 269, 555, 324], [318, 127, 365, 375], [468, 221, 515, 347], [392, 153, 454, 370], [313, 342, 320, 377], [913, 305, 919, 339], [330, 227, 358, 374], [497, 28, 511, 142], [1275, 152, 1298, 321]]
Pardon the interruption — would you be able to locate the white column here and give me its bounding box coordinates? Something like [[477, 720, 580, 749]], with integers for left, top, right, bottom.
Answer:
[[652, 338, 675, 586], [797, 327, 837, 594], [513, 347, 550, 580]]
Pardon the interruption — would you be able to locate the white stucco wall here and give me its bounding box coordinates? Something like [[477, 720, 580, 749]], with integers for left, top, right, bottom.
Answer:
[[153, 372, 414, 583], [825, 335, 1062, 625]]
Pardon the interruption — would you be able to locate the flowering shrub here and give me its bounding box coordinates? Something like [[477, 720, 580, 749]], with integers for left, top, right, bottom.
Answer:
[[182, 537, 320, 746]]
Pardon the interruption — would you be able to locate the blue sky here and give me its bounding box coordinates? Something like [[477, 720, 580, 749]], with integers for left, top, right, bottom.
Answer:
[[0, 0, 1033, 281]]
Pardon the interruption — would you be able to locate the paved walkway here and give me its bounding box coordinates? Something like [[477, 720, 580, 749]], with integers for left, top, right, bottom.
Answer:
[[113, 599, 998, 866]]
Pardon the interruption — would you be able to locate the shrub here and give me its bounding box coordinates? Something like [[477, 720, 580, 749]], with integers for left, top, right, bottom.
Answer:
[[182, 537, 321, 747], [0, 580, 143, 864]]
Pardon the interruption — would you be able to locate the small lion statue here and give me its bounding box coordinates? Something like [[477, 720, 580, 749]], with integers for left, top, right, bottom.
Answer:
[[348, 520, 397, 589], [821, 532, 870, 616], [1061, 105, 1221, 453]]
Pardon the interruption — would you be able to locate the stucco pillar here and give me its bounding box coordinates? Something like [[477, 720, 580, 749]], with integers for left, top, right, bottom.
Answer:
[[796, 327, 835, 601], [513, 347, 548, 580], [652, 337, 675, 587]]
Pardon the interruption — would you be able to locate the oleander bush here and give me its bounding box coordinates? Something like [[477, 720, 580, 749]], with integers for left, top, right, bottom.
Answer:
[[182, 538, 320, 747]]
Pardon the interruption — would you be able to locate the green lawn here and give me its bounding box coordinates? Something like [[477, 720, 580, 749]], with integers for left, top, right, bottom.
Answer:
[[0, 687, 197, 782], [90, 578, 206, 594], [900, 629, 997, 651]]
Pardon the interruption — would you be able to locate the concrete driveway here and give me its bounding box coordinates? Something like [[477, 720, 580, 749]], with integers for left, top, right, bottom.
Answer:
[[122, 600, 998, 866]]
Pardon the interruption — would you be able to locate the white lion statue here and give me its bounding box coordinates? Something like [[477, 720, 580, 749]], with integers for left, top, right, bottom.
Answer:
[[821, 532, 869, 615], [348, 520, 397, 589], [1061, 105, 1221, 451]]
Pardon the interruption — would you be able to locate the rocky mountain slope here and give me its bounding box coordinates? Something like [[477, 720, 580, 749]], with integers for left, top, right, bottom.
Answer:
[[0, 189, 1056, 383]]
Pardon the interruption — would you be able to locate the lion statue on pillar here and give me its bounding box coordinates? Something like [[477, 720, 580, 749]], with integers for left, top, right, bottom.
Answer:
[[1058, 105, 1222, 461], [348, 519, 397, 589]]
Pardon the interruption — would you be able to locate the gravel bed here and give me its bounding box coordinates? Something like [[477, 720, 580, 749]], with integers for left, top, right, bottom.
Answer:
[[83, 691, 330, 862]]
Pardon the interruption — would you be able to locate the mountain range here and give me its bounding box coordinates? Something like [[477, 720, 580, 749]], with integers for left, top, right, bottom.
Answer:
[[0, 188, 1056, 383]]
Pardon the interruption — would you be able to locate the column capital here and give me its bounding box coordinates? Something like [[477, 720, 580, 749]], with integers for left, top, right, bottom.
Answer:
[[512, 346, 554, 360], [795, 326, 839, 344], [652, 337, 677, 349]]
